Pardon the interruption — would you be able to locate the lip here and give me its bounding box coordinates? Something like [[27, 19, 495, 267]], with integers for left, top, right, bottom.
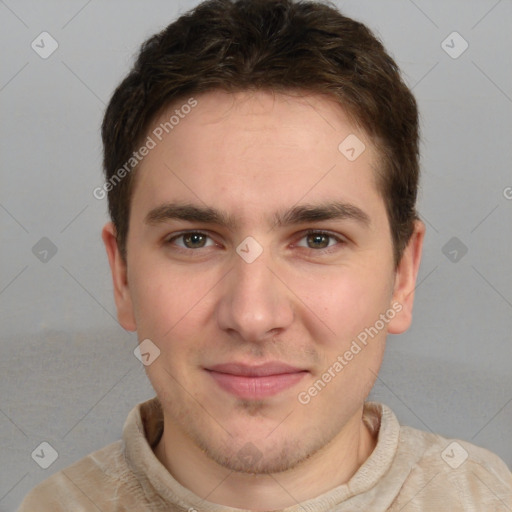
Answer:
[[205, 362, 308, 400]]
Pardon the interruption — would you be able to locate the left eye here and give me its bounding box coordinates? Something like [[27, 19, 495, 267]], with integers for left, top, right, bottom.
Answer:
[[169, 232, 215, 249], [296, 231, 342, 250]]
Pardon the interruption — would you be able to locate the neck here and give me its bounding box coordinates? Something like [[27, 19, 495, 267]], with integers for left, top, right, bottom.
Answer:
[[154, 406, 377, 511]]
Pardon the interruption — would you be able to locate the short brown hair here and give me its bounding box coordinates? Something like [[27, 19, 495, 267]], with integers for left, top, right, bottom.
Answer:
[[102, 0, 420, 266]]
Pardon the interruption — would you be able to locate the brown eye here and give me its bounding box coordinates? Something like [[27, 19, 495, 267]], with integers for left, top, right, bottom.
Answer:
[[306, 233, 330, 249], [296, 231, 342, 250], [168, 232, 215, 249], [183, 233, 207, 248]]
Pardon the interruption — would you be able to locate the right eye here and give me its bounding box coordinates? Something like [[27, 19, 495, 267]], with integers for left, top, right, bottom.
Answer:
[[166, 231, 216, 250]]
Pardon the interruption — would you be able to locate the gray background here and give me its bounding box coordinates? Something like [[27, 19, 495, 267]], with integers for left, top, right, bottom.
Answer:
[[1, 0, 511, 510]]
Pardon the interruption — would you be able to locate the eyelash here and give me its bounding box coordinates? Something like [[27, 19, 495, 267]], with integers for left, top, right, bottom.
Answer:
[[165, 229, 346, 254]]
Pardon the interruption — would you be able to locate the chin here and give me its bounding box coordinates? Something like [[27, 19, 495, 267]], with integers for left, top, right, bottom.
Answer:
[[204, 434, 310, 475]]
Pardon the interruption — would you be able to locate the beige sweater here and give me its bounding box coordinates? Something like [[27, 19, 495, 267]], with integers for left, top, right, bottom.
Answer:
[[18, 398, 512, 511]]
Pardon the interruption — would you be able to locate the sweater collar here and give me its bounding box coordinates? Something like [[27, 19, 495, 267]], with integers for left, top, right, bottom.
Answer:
[[123, 398, 404, 512]]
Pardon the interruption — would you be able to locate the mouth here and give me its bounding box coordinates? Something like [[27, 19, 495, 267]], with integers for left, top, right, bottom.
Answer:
[[204, 362, 308, 400]]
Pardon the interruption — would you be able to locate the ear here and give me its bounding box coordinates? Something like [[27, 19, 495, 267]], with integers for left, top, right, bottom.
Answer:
[[101, 222, 137, 332], [387, 219, 426, 334]]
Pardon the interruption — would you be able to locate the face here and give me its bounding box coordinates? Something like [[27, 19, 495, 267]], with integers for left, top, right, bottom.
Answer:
[[103, 90, 424, 474]]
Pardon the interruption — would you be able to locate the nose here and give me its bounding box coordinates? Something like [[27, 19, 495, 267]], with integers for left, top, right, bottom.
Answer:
[[216, 250, 294, 343]]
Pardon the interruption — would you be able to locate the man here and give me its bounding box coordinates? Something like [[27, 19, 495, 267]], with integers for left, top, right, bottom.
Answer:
[[19, 0, 512, 510]]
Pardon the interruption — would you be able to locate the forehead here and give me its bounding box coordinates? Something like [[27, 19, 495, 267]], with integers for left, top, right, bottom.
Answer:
[[130, 89, 384, 227]]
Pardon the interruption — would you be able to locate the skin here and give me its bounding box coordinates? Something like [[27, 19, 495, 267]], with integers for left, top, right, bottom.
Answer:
[[102, 89, 425, 510]]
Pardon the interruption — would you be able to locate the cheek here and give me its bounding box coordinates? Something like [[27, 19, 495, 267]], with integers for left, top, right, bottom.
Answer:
[[292, 265, 392, 345], [128, 259, 182, 336], [128, 256, 219, 341]]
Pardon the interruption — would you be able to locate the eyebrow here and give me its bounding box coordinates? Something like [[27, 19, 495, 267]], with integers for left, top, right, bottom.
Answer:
[[144, 201, 371, 229], [274, 203, 371, 228]]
